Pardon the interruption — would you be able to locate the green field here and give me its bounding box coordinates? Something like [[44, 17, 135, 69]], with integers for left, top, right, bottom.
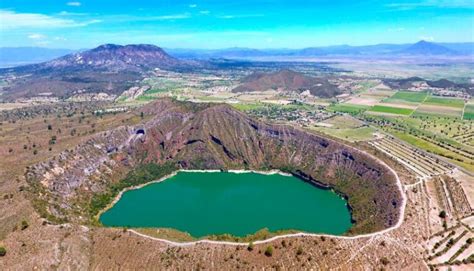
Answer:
[[385, 91, 428, 103], [327, 103, 370, 114], [424, 96, 465, 108], [311, 126, 376, 142], [368, 105, 414, 115], [464, 104, 474, 120]]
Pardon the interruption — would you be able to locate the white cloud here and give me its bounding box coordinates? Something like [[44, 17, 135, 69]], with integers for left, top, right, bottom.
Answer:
[[216, 14, 264, 19], [189, 4, 197, 8], [103, 13, 190, 22], [200, 10, 210, 15], [386, 0, 473, 10], [0, 10, 101, 30], [153, 14, 190, 20], [67, 2, 81, 6], [27, 33, 46, 40], [54, 36, 68, 41], [419, 36, 435, 41]]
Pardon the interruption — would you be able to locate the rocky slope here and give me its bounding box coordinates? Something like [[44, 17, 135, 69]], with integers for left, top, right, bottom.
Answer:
[[26, 99, 402, 235]]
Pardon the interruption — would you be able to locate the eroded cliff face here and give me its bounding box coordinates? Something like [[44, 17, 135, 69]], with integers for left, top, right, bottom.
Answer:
[[26, 99, 401, 234]]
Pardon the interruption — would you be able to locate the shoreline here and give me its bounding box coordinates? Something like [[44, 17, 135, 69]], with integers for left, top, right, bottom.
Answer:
[[99, 161, 406, 246]]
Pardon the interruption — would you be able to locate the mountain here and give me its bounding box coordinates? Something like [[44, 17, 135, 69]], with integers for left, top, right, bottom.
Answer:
[[0, 47, 75, 68], [233, 69, 341, 98], [0, 44, 194, 101], [26, 99, 402, 234], [31, 44, 183, 72], [398, 40, 457, 55]]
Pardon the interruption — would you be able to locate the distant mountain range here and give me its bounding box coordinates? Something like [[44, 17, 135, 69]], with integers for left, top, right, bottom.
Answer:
[[167, 41, 474, 59], [1, 41, 472, 68]]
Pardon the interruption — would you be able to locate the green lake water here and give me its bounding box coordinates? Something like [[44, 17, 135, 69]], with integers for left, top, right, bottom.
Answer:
[[100, 171, 352, 237]]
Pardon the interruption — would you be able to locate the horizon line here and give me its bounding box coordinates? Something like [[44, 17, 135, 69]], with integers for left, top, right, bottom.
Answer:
[[2, 40, 474, 51]]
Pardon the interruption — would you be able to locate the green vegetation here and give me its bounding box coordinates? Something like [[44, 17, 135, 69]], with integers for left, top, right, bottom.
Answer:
[[20, 220, 29, 230], [231, 102, 266, 112], [311, 126, 376, 142], [0, 246, 6, 257], [386, 90, 427, 103], [144, 88, 168, 95], [424, 96, 465, 108], [463, 104, 474, 120], [247, 242, 254, 251], [264, 245, 274, 257], [390, 131, 474, 172], [89, 162, 178, 220], [369, 105, 413, 115], [327, 103, 369, 114], [439, 210, 447, 219]]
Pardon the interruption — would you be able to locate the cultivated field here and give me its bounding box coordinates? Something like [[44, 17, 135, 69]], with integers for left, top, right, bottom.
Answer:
[[369, 135, 453, 180], [367, 105, 414, 116]]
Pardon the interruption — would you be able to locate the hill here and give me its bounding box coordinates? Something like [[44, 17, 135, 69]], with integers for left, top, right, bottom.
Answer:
[[232, 69, 341, 98]]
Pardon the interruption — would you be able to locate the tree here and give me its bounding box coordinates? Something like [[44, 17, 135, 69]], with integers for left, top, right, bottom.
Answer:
[[296, 246, 304, 256], [439, 210, 447, 219], [264, 246, 273, 257], [247, 242, 254, 251], [21, 220, 29, 230], [380, 257, 389, 265], [0, 246, 6, 256]]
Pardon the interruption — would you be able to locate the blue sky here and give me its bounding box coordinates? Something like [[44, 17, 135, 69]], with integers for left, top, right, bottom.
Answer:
[[0, 0, 473, 49]]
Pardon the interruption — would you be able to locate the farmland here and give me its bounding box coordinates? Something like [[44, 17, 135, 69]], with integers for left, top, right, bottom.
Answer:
[[424, 96, 466, 108], [384, 90, 428, 103], [367, 105, 414, 116], [369, 135, 453, 180], [311, 115, 377, 142], [464, 104, 474, 120], [327, 103, 369, 114]]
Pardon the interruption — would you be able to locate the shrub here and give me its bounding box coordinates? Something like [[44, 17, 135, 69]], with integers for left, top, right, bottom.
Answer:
[[21, 220, 29, 230], [0, 246, 6, 256], [296, 246, 304, 256], [380, 257, 389, 265], [264, 246, 273, 257], [247, 242, 254, 251], [439, 210, 447, 219]]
